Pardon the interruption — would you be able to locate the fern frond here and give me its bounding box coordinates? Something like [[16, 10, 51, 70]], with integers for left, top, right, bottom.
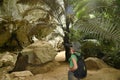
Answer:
[[75, 18, 120, 48]]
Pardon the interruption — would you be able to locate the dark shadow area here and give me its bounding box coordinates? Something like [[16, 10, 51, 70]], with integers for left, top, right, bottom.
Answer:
[[8, 53, 28, 73]]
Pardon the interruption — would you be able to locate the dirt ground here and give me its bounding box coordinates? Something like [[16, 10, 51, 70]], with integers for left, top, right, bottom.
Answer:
[[25, 62, 68, 80], [25, 51, 120, 80]]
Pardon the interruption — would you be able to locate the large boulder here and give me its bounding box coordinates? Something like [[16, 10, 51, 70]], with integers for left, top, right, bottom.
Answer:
[[85, 57, 110, 70], [10, 71, 33, 80], [0, 52, 17, 72], [82, 57, 120, 80], [0, 71, 33, 80], [0, 52, 17, 80], [21, 41, 57, 65]]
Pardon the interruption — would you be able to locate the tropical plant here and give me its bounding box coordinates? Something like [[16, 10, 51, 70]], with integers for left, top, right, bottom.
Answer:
[[68, 0, 120, 68], [69, 0, 120, 49]]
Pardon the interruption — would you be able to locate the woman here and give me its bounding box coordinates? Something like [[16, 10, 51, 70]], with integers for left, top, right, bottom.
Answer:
[[68, 47, 80, 80]]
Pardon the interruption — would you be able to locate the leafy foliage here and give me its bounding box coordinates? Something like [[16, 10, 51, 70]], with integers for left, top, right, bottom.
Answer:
[[81, 41, 104, 58], [69, 0, 120, 48], [68, 0, 120, 68], [76, 18, 120, 46], [103, 51, 120, 69]]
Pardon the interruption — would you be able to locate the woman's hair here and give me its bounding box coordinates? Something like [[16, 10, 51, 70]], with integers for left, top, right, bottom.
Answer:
[[70, 47, 75, 53]]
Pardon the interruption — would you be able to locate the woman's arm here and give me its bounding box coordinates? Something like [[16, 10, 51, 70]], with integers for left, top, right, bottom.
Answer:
[[69, 57, 78, 72]]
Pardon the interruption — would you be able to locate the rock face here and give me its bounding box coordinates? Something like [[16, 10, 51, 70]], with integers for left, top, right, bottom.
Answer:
[[0, 20, 31, 51], [22, 41, 57, 65], [46, 28, 64, 52], [0, 31, 11, 47], [0, 0, 57, 51]]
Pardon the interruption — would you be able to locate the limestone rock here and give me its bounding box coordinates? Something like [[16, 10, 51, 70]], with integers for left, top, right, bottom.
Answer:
[[0, 31, 11, 47], [16, 20, 31, 48], [22, 41, 57, 65], [0, 52, 17, 72], [55, 51, 65, 61], [0, 74, 11, 80], [85, 57, 110, 70], [10, 71, 33, 80], [46, 33, 64, 51], [10, 71, 33, 77]]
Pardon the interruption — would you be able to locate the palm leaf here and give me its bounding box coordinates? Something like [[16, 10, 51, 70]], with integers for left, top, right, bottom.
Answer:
[[75, 17, 120, 48]]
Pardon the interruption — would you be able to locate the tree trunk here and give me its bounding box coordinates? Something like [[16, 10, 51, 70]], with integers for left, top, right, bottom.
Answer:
[[63, 0, 73, 62], [64, 33, 71, 62], [64, 17, 71, 62]]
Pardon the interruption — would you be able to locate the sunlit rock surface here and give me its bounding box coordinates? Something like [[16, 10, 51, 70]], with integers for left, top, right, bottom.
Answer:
[[22, 41, 57, 64]]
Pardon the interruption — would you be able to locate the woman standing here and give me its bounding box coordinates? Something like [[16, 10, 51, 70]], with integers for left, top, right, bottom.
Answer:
[[68, 47, 80, 80]]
